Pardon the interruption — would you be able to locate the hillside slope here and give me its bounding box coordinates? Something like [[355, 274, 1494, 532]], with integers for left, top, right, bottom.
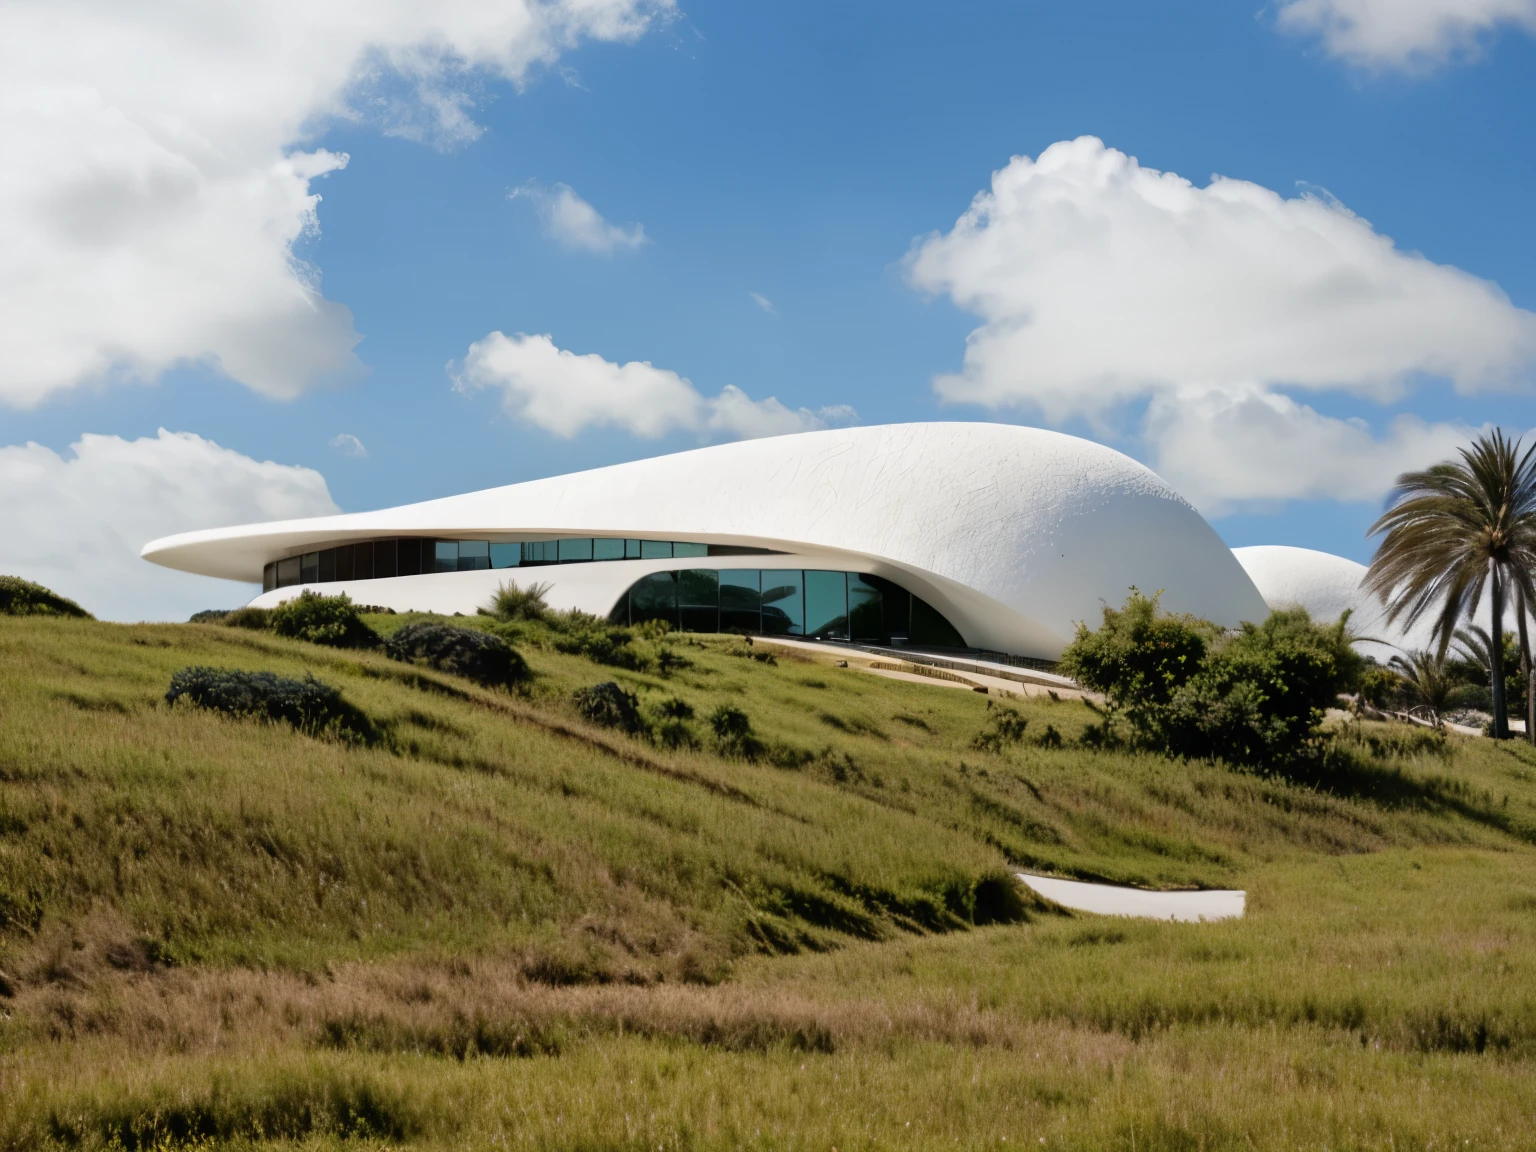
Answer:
[[3, 614, 1536, 1148]]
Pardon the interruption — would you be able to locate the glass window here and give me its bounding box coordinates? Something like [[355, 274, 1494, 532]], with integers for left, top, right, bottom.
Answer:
[[760, 569, 803, 637], [522, 540, 556, 565], [625, 539, 641, 559], [397, 538, 421, 577], [848, 574, 885, 642], [300, 552, 319, 584], [629, 571, 678, 627], [318, 548, 337, 584], [593, 537, 625, 561], [490, 542, 520, 569], [911, 595, 966, 649], [673, 542, 707, 558], [277, 556, 301, 587], [458, 540, 490, 571], [720, 569, 761, 634], [873, 575, 911, 642], [263, 563, 276, 593], [558, 537, 594, 563], [804, 570, 848, 640], [354, 541, 375, 581], [374, 539, 396, 579], [335, 545, 354, 582], [433, 540, 457, 574], [640, 540, 672, 560], [678, 568, 719, 633]]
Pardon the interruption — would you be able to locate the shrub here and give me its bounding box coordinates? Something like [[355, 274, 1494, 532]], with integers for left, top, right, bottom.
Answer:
[[0, 575, 92, 619], [573, 682, 644, 734], [188, 609, 230, 623], [549, 610, 650, 671], [165, 667, 377, 743], [484, 580, 552, 623], [222, 606, 272, 631], [383, 623, 530, 689], [656, 697, 695, 720], [1061, 592, 1362, 769], [269, 591, 378, 649], [971, 704, 1029, 752], [709, 704, 765, 760]]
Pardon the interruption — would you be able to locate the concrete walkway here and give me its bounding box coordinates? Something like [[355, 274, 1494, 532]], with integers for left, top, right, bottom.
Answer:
[[1017, 873, 1245, 922]]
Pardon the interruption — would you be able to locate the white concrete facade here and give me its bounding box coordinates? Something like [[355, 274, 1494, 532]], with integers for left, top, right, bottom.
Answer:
[[143, 422, 1272, 660]]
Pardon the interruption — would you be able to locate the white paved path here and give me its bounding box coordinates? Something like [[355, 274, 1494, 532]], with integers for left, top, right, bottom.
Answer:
[[1017, 873, 1244, 922]]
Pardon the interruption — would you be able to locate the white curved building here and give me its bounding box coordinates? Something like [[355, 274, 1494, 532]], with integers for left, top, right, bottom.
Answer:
[[143, 423, 1270, 660], [1233, 545, 1429, 658]]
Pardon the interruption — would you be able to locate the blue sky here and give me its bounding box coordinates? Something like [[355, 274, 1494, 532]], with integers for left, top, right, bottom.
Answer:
[[4, 0, 1536, 618]]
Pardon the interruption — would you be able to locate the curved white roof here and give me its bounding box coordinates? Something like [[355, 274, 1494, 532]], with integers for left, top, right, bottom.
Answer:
[[1232, 545, 1432, 657], [144, 422, 1269, 658]]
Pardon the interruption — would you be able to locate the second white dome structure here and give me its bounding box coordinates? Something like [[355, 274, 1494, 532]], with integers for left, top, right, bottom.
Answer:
[[143, 423, 1270, 660]]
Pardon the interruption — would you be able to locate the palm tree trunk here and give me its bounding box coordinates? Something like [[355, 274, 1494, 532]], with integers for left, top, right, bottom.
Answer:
[[1491, 558, 1509, 739], [1519, 583, 1535, 745]]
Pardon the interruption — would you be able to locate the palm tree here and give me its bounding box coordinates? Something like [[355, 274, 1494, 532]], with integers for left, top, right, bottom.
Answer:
[[1388, 650, 1454, 729], [1365, 430, 1536, 740]]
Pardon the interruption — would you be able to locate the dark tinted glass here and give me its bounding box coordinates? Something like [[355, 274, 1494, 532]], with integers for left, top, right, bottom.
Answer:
[[804, 571, 848, 640], [354, 541, 375, 580], [559, 537, 593, 562], [673, 542, 707, 558], [318, 548, 336, 584], [490, 543, 520, 569], [458, 540, 490, 571], [397, 538, 421, 577], [625, 539, 641, 559], [640, 540, 672, 559], [277, 556, 300, 587], [847, 574, 884, 642], [522, 540, 556, 565], [263, 563, 276, 593], [719, 569, 761, 634], [374, 539, 396, 579], [679, 569, 719, 632], [300, 552, 319, 584], [874, 575, 911, 640], [433, 540, 457, 573], [629, 571, 678, 626], [335, 544, 354, 582], [593, 537, 625, 561], [761, 569, 803, 636], [911, 595, 966, 648]]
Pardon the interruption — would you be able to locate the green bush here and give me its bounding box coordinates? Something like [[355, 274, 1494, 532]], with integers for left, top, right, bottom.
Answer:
[[573, 681, 644, 734], [383, 622, 529, 689], [269, 591, 378, 649], [165, 666, 377, 743], [0, 575, 92, 619], [549, 610, 649, 671], [709, 704, 765, 760], [188, 609, 230, 623], [222, 606, 273, 631], [484, 580, 552, 623], [1061, 592, 1362, 769], [971, 704, 1029, 752]]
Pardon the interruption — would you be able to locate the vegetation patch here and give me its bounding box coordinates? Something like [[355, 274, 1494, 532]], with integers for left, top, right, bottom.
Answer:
[[0, 575, 91, 619], [269, 591, 379, 649], [384, 622, 530, 689], [165, 666, 378, 744]]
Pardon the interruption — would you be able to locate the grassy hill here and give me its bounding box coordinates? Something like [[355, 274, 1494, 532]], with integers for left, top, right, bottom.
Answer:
[[2, 611, 1536, 1148]]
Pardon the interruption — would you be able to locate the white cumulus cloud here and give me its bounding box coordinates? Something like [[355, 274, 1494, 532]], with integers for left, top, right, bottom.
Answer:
[[0, 0, 674, 409], [454, 332, 856, 440], [0, 430, 338, 622], [1277, 0, 1536, 70], [512, 182, 647, 253], [906, 136, 1536, 514]]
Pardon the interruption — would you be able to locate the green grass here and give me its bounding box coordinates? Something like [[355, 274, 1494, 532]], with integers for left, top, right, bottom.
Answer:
[[3, 613, 1536, 1148]]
